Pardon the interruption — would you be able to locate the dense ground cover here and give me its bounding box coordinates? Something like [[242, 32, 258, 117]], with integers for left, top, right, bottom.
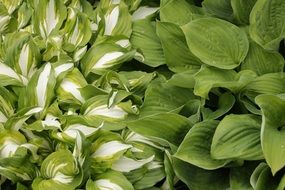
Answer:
[[0, 0, 285, 189]]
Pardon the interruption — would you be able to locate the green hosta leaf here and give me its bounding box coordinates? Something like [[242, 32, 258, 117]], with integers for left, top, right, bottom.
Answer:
[[230, 162, 258, 190], [250, 0, 285, 50], [0, 87, 16, 123], [194, 65, 256, 99], [139, 79, 195, 117], [62, 8, 92, 52], [0, 130, 26, 158], [127, 113, 191, 146], [255, 95, 285, 175], [211, 114, 263, 160], [243, 73, 285, 102], [241, 41, 284, 75], [202, 0, 233, 21], [160, 0, 203, 25], [164, 150, 175, 190], [202, 92, 236, 120], [86, 171, 134, 190], [182, 17, 249, 69], [175, 120, 229, 170], [231, 0, 257, 25], [23, 63, 56, 109], [173, 158, 230, 190], [33, 0, 67, 39], [250, 162, 285, 190], [156, 22, 202, 73], [131, 20, 165, 67], [32, 150, 83, 190], [133, 166, 165, 189], [81, 41, 135, 76], [168, 69, 198, 88]]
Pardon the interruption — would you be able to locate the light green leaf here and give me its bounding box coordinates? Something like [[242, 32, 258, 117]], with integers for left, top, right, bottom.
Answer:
[[127, 113, 191, 146], [156, 22, 202, 73], [173, 158, 230, 190], [231, 0, 257, 25], [211, 114, 263, 160], [241, 41, 284, 75], [249, 0, 285, 50], [175, 120, 229, 170], [182, 17, 249, 69], [255, 95, 285, 175], [202, 0, 233, 21], [130, 20, 165, 67], [0, 62, 27, 86], [160, 0, 203, 25], [139, 79, 195, 117]]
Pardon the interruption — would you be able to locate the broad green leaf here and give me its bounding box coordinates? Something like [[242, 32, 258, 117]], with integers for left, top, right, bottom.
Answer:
[[175, 120, 229, 170], [130, 20, 165, 67], [202, 0, 234, 21], [194, 65, 256, 99], [255, 95, 285, 175], [250, 162, 285, 190], [168, 69, 198, 88], [127, 113, 191, 146], [173, 158, 230, 190], [156, 22, 202, 73], [160, 0, 203, 25], [33, 0, 67, 39], [241, 41, 284, 75], [182, 17, 249, 69], [231, 0, 257, 25], [211, 114, 263, 160], [250, 0, 285, 50], [230, 162, 258, 190], [140, 79, 195, 117]]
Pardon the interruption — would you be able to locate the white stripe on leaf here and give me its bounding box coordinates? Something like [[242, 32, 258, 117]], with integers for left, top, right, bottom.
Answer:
[[60, 80, 85, 103], [111, 155, 155, 172], [93, 52, 124, 69], [36, 63, 52, 107], [104, 6, 120, 36], [92, 141, 132, 158], [95, 179, 123, 190], [132, 6, 159, 21], [85, 105, 127, 119]]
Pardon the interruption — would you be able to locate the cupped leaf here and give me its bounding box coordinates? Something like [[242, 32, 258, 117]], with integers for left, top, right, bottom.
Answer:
[[127, 113, 192, 146], [250, 0, 285, 50], [160, 0, 203, 26], [175, 120, 229, 170], [241, 41, 284, 75], [173, 158, 230, 190], [156, 22, 202, 73], [231, 0, 257, 25], [211, 114, 263, 160], [130, 20, 165, 67], [182, 17, 249, 69], [256, 95, 285, 175]]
